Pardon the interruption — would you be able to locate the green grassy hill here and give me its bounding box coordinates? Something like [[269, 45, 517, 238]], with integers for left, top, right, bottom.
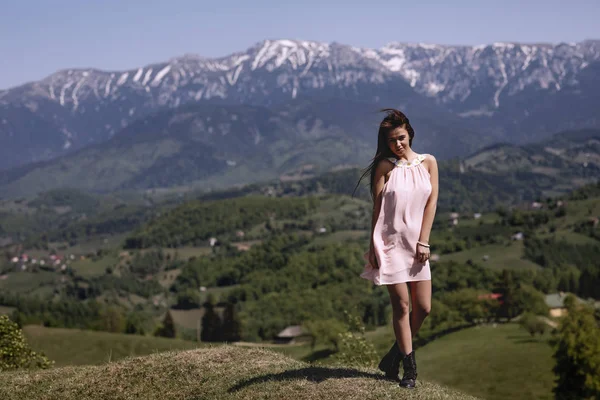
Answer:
[[417, 323, 555, 400], [268, 323, 555, 400], [0, 346, 479, 400], [15, 322, 555, 400], [439, 242, 541, 270], [22, 325, 202, 367]]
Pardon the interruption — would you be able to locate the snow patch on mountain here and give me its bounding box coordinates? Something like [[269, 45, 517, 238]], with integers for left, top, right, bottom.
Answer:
[[1, 38, 599, 138]]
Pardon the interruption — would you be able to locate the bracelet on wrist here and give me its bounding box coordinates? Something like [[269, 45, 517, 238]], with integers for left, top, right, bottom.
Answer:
[[417, 241, 430, 248]]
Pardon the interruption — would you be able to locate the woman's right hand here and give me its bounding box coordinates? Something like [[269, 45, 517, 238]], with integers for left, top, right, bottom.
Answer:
[[369, 246, 379, 269]]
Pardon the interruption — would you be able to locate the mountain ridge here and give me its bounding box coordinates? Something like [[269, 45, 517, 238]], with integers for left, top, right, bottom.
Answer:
[[1, 38, 600, 170]]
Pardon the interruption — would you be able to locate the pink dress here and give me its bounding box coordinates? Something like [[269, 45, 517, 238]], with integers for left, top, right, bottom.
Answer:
[[361, 154, 432, 285]]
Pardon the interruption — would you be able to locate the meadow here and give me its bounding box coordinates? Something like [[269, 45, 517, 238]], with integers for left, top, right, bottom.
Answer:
[[22, 325, 202, 367]]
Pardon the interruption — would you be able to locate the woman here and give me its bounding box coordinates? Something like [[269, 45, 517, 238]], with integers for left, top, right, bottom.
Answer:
[[357, 108, 439, 389]]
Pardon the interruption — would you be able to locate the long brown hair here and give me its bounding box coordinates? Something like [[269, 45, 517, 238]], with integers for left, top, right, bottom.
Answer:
[[353, 108, 415, 199]]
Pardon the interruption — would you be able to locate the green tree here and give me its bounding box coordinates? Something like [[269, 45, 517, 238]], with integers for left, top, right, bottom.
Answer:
[[201, 301, 222, 342], [155, 311, 176, 338], [174, 289, 202, 310], [497, 270, 520, 319], [0, 315, 53, 371], [553, 296, 600, 400], [516, 284, 549, 316], [519, 313, 547, 337], [441, 288, 488, 323], [125, 312, 146, 335], [221, 302, 242, 343], [99, 306, 126, 333], [304, 319, 346, 351]]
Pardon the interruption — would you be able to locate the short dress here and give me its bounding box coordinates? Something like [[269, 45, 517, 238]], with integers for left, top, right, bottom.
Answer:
[[360, 154, 433, 285]]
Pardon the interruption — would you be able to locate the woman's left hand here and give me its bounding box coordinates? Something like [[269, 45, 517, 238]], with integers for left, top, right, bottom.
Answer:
[[416, 243, 430, 263]]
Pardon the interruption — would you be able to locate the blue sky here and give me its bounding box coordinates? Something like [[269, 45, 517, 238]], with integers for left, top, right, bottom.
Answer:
[[1, 0, 599, 89]]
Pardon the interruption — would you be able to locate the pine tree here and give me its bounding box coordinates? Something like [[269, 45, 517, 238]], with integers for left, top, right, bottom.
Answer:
[[201, 301, 222, 342], [497, 270, 519, 319], [156, 311, 176, 338], [221, 302, 241, 342], [568, 271, 579, 295]]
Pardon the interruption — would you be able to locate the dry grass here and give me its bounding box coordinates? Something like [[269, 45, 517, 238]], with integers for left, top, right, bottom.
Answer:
[[0, 346, 480, 400]]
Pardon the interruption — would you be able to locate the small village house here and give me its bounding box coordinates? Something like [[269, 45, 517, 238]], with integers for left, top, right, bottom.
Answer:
[[448, 212, 459, 227], [545, 292, 585, 317], [274, 325, 312, 345], [511, 232, 524, 241]]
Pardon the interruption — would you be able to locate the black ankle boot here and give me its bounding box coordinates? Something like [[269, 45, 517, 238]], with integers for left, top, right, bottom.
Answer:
[[400, 351, 417, 389], [377, 342, 402, 381]]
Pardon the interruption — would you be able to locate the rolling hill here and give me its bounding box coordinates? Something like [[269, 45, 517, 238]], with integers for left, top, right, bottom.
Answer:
[[0, 345, 480, 400], [0, 103, 597, 199]]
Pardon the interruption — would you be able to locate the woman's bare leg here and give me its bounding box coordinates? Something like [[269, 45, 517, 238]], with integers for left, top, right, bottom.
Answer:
[[409, 280, 432, 337], [387, 283, 412, 355]]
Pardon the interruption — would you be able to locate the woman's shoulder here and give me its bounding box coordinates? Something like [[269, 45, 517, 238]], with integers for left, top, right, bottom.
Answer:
[[421, 153, 437, 164], [373, 158, 395, 178], [376, 158, 396, 170], [420, 153, 438, 175]]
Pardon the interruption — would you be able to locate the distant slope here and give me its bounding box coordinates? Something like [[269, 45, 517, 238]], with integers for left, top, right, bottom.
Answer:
[[0, 345, 480, 400], [463, 129, 600, 175], [23, 325, 201, 367], [417, 324, 555, 400], [0, 99, 484, 198]]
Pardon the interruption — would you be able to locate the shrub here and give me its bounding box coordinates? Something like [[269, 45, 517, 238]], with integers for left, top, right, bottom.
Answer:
[[519, 313, 547, 337], [0, 315, 53, 371], [332, 311, 378, 368]]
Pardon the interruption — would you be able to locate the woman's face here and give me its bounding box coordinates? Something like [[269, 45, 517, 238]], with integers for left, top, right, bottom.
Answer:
[[387, 126, 411, 158]]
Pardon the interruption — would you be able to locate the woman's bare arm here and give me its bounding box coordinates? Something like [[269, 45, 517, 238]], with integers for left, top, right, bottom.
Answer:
[[419, 155, 439, 245]]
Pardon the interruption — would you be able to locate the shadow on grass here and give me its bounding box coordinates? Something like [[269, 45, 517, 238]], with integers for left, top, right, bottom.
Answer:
[[507, 335, 551, 345], [512, 338, 541, 344], [228, 366, 385, 393]]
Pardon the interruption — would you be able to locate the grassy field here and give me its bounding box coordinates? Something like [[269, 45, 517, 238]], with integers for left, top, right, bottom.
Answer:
[[0, 346, 480, 400], [417, 323, 555, 400], [159, 246, 213, 260], [64, 233, 131, 254], [70, 253, 119, 278], [268, 323, 555, 400], [0, 270, 60, 293], [563, 197, 600, 225], [541, 230, 598, 246], [23, 325, 203, 367], [438, 241, 541, 270]]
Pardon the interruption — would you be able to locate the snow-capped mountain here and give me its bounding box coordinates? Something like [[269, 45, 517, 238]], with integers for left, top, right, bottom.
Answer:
[[1, 38, 599, 170]]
